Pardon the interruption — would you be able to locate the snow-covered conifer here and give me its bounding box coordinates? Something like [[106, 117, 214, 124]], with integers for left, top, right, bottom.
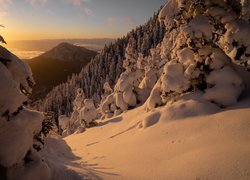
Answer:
[[146, 0, 248, 109], [0, 44, 51, 179]]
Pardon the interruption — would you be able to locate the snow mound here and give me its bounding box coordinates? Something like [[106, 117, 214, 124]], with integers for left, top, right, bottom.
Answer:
[[143, 92, 220, 128], [160, 98, 220, 122], [142, 112, 161, 128], [203, 66, 244, 106]]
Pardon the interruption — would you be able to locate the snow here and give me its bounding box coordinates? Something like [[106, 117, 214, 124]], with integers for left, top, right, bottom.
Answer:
[[122, 85, 137, 107], [60, 88, 98, 137], [0, 109, 43, 167], [0, 46, 34, 114], [79, 99, 98, 126], [8, 149, 51, 180], [209, 48, 230, 70], [0, 45, 49, 180], [145, 80, 162, 110], [158, 0, 179, 27], [177, 47, 195, 67], [101, 94, 115, 114], [114, 92, 128, 111], [43, 93, 250, 179], [59, 115, 70, 130], [0, 62, 26, 114], [161, 62, 190, 93], [203, 66, 244, 106], [73, 88, 85, 111], [189, 15, 213, 40], [2, 0, 250, 179], [40, 1, 250, 178], [142, 111, 161, 128]]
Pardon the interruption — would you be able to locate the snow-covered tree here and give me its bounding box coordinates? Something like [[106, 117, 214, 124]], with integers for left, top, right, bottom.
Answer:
[[0, 43, 51, 179], [136, 45, 162, 103], [146, 0, 248, 110], [59, 88, 98, 137], [79, 99, 98, 127], [114, 41, 143, 110]]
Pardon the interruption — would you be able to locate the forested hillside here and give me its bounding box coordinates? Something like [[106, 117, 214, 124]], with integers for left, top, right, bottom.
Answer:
[[37, 9, 165, 117], [26, 43, 97, 101]]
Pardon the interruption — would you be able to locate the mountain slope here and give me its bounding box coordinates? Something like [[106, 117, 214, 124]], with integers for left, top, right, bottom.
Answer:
[[38, 42, 97, 62], [25, 43, 97, 101], [38, 10, 165, 116]]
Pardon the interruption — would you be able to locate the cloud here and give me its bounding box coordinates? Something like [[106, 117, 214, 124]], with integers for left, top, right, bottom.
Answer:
[[82, 7, 93, 15], [64, 0, 93, 15], [64, 0, 91, 6], [9, 48, 44, 59], [28, 0, 47, 7], [0, 0, 12, 17], [106, 17, 138, 27]]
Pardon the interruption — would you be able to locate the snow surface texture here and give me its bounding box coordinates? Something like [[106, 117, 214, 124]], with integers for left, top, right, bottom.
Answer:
[[0, 46, 51, 179], [58, 91, 250, 179]]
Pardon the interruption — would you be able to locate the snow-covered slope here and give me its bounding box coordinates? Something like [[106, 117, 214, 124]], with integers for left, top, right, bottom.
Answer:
[[41, 90, 250, 179], [2, 0, 250, 179]]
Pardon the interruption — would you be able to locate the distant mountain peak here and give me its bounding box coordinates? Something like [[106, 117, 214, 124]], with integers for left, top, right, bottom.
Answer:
[[56, 42, 86, 49], [35, 42, 97, 62], [26, 42, 98, 101]]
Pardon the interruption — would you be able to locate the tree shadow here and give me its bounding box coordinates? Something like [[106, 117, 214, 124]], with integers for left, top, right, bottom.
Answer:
[[42, 137, 119, 179], [98, 116, 123, 126], [109, 121, 141, 139]]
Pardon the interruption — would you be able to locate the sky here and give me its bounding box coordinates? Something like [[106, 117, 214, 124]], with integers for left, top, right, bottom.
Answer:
[[0, 0, 166, 41]]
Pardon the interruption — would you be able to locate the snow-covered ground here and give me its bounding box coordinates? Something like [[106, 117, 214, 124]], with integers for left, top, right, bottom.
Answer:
[[2, 0, 250, 179], [43, 87, 250, 179]]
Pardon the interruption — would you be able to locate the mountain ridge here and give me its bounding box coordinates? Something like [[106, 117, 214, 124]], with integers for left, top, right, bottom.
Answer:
[[35, 42, 97, 62], [26, 42, 98, 101]]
